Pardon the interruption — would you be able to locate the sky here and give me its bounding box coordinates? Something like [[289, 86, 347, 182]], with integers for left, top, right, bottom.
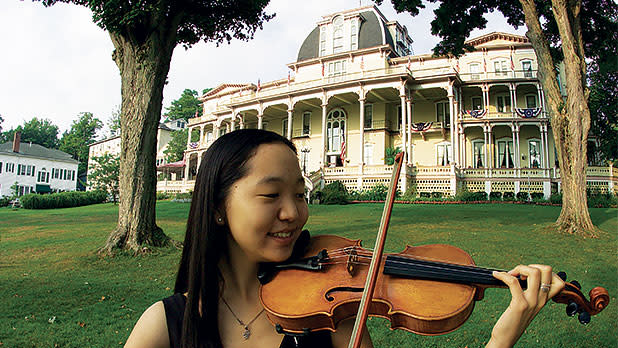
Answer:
[[0, 0, 525, 136]]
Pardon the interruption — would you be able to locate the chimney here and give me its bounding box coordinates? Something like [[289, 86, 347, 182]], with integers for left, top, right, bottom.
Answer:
[[13, 131, 21, 153]]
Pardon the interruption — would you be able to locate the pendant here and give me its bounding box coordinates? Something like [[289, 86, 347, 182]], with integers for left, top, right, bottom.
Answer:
[[242, 326, 251, 340]]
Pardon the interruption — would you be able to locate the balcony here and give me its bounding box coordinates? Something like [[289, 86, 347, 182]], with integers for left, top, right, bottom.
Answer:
[[461, 109, 547, 121], [459, 69, 538, 82]]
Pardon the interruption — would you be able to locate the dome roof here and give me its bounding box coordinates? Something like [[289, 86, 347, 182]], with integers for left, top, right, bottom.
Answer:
[[297, 10, 394, 62]]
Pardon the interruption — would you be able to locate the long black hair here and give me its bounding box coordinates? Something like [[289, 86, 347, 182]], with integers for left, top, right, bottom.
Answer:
[[174, 129, 296, 348]]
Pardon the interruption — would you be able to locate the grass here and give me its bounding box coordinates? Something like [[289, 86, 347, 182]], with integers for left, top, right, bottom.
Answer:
[[1, 202, 616, 347]]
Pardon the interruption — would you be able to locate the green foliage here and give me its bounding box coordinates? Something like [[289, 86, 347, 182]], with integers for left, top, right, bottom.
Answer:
[[587, 192, 618, 208], [550, 192, 562, 205], [19, 190, 107, 209], [516, 191, 530, 202], [530, 192, 545, 202], [164, 89, 202, 122], [0, 197, 10, 207], [1, 117, 59, 149], [384, 146, 401, 165], [503, 191, 515, 201], [88, 153, 120, 203], [322, 181, 348, 205], [589, 60, 618, 162], [163, 129, 188, 163], [489, 192, 503, 201], [455, 190, 487, 202], [59, 112, 103, 175], [310, 189, 323, 203], [106, 105, 121, 137], [156, 192, 172, 200]]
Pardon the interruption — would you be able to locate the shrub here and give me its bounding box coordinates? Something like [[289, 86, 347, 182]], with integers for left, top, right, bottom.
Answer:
[[172, 192, 192, 202], [503, 192, 515, 201], [549, 192, 562, 204], [156, 192, 171, 200], [587, 192, 618, 208], [366, 184, 388, 201], [516, 191, 530, 202], [322, 181, 348, 205], [20, 191, 107, 209], [489, 192, 503, 201], [455, 190, 486, 202], [419, 192, 431, 198], [530, 192, 545, 201], [431, 191, 443, 199], [0, 197, 10, 207], [310, 189, 323, 203]]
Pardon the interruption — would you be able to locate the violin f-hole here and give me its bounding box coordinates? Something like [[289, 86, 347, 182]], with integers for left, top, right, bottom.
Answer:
[[325, 287, 365, 301]]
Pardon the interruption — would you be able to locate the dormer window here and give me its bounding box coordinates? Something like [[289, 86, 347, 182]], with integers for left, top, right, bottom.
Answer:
[[320, 26, 327, 56], [350, 18, 358, 51]]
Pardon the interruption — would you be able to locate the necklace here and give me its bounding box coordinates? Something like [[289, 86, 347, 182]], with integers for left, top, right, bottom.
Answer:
[[221, 297, 265, 340]]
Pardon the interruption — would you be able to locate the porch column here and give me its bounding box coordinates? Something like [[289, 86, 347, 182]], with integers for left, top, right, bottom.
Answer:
[[258, 113, 263, 129], [459, 125, 465, 167], [226, 122, 231, 133], [400, 93, 407, 163], [197, 151, 203, 171], [359, 98, 365, 167], [453, 98, 459, 166], [448, 90, 455, 166], [513, 84, 518, 110], [537, 83, 545, 111], [483, 125, 488, 177], [287, 109, 293, 140], [230, 114, 236, 131], [214, 123, 220, 139], [199, 125, 205, 145], [321, 102, 328, 166], [538, 124, 546, 169], [183, 156, 190, 182], [483, 84, 489, 111], [515, 125, 521, 177], [239, 113, 245, 129], [187, 127, 193, 147], [509, 83, 515, 115], [406, 98, 413, 165], [488, 124, 494, 172]]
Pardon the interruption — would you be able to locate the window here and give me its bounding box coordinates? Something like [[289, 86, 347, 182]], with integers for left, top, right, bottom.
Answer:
[[37, 170, 50, 183], [328, 60, 347, 77], [72, 170, 75, 181], [219, 128, 226, 137], [320, 26, 327, 56], [494, 60, 508, 76], [0, 162, 2, 174], [282, 119, 288, 136], [397, 106, 402, 131], [18, 164, 26, 176], [364, 104, 373, 129], [472, 141, 485, 168], [436, 101, 450, 127], [332, 16, 344, 54], [522, 60, 533, 78], [364, 143, 374, 165], [326, 108, 346, 153], [525, 95, 537, 108], [496, 140, 515, 168], [302, 112, 311, 135], [206, 131, 213, 143], [437, 143, 452, 166], [496, 95, 511, 113], [469, 63, 481, 80], [350, 19, 358, 51], [528, 139, 542, 168], [471, 96, 483, 110], [6, 163, 14, 173]]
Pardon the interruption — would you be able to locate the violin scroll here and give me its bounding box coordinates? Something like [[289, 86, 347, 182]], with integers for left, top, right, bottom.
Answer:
[[551, 272, 610, 324]]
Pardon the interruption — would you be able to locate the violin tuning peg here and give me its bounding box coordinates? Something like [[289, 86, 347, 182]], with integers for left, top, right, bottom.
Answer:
[[578, 311, 591, 325], [566, 301, 579, 317], [571, 280, 581, 290], [557, 271, 567, 281]]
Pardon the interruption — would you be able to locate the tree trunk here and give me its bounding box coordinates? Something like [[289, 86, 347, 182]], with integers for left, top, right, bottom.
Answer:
[[99, 26, 178, 254], [519, 0, 597, 237]]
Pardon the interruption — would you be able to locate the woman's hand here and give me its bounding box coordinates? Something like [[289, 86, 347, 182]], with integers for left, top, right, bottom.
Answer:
[[486, 264, 565, 348]]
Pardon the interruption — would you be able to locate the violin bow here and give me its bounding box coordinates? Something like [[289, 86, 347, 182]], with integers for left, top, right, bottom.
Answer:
[[348, 152, 405, 348]]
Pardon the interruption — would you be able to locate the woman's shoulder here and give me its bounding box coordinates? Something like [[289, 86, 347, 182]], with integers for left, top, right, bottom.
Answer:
[[124, 301, 170, 348]]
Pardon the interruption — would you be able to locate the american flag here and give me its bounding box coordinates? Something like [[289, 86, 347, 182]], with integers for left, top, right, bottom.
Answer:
[[510, 52, 515, 71], [360, 56, 364, 70], [287, 71, 291, 85], [321, 63, 325, 77], [483, 57, 487, 73], [257, 79, 261, 92], [340, 138, 346, 161]]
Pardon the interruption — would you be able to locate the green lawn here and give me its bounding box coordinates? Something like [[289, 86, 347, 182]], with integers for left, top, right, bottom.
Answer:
[[1, 202, 616, 347]]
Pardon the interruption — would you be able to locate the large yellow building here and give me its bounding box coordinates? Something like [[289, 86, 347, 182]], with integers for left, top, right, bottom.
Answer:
[[158, 5, 617, 197]]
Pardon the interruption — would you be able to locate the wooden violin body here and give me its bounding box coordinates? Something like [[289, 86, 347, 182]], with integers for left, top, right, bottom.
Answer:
[[259, 234, 610, 336]]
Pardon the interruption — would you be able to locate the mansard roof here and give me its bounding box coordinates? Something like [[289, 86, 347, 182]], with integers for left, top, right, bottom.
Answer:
[[297, 7, 395, 62]]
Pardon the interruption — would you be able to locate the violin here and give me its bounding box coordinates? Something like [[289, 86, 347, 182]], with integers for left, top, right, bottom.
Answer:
[[258, 152, 609, 344], [258, 232, 609, 336]]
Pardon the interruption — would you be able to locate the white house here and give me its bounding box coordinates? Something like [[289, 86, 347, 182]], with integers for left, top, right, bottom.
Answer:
[[0, 132, 78, 197]]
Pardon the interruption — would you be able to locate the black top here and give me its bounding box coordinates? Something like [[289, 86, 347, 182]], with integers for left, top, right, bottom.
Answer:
[[162, 293, 333, 348]]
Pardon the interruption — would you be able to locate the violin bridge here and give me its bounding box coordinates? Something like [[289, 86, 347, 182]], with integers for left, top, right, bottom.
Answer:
[[346, 248, 358, 277]]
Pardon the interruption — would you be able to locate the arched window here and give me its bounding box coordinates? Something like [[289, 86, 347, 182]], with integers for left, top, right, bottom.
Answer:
[[332, 16, 344, 54], [327, 108, 346, 153]]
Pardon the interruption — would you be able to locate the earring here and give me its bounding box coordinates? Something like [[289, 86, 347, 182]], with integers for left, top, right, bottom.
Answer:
[[217, 217, 223, 223]]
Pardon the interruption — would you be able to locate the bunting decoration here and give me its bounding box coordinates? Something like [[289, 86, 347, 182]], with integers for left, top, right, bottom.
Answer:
[[515, 108, 542, 118], [465, 109, 487, 119], [410, 122, 433, 132], [189, 142, 199, 149]]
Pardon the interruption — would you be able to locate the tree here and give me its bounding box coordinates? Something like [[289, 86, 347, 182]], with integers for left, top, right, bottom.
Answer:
[[39, 0, 274, 253], [164, 89, 202, 122], [106, 105, 121, 137], [163, 128, 188, 163], [88, 153, 120, 204], [379, 0, 617, 237], [0, 115, 4, 133], [59, 112, 103, 175], [2, 117, 59, 149]]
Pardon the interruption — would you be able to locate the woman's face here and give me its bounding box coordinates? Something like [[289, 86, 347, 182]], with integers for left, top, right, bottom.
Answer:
[[222, 143, 309, 263]]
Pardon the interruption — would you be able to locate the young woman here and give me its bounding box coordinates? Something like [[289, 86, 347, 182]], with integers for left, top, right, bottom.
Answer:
[[125, 129, 564, 348]]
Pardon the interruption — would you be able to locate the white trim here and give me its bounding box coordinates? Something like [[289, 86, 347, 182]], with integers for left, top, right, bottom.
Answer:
[[527, 138, 542, 168], [471, 139, 485, 168]]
